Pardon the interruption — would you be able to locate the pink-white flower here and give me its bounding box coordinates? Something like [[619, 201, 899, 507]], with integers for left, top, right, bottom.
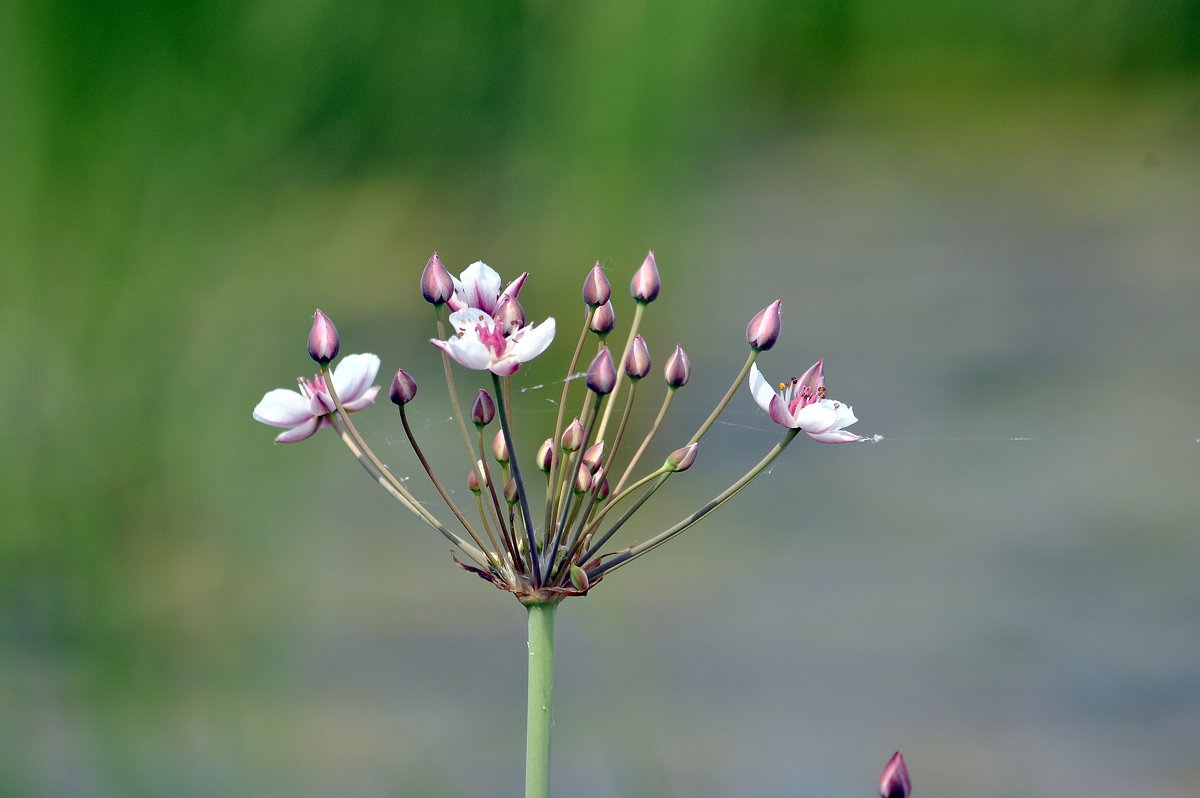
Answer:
[[447, 261, 527, 316], [431, 308, 555, 376], [253, 353, 381, 443], [748, 360, 863, 443]]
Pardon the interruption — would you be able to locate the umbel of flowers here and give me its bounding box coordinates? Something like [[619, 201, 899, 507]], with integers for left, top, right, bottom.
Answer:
[[252, 252, 865, 797]]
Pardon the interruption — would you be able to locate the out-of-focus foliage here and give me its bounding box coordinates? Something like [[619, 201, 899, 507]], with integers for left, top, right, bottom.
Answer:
[[2, 2, 1198, 796]]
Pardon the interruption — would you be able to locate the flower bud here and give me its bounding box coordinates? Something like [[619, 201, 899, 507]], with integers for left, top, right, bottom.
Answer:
[[630, 250, 660, 302], [746, 299, 782, 351], [504, 477, 520, 505], [494, 295, 526, 335], [586, 347, 616, 395], [536, 438, 556, 472], [582, 261, 611, 307], [589, 301, 615, 336], [471, 389, 495, 427], [569, 563, 590, 591], [878, 752, 911, 798], [573, 464, 593, 494], [594, 474, 611, 501], [624, 334, 651, 380], [582, 441, 604, 471], [467, 462, 487, 494], [561, 418, 585, 452], [421, 252, 455, 306], [665, 442, 698, 472], [663, 345, 691, 388], [307, 309, 340, 364], [389, 369, 418, 405], [492, 429, 509, 464]]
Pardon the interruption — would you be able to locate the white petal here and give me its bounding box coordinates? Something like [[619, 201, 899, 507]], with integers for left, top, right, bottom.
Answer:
[[455, 262, 502, 313], [508, 318, 556, 362], [274, 416, 321, 443], [332, 353, 381, 402], [793, 400, 839, 434], [447, 307, 495, 334], [489, 356, 522, 376], [747, 364, 778, 414], [828, 400, 858, 429], [253, 388, 313, 428], [341, 385, 380, 412], [806, 428, 863, 444], [431, 334, 492, 371]]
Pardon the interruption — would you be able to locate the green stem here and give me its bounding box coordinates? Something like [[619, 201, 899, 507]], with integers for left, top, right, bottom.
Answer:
[[524, 602, 557, 798]]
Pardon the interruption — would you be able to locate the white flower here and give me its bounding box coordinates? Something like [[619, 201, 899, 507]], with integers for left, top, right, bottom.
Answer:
[[448, 261, 527, 316], [748, 361, 862, 443], [431, 308, 555, 376], [253, 353, 381, 443]]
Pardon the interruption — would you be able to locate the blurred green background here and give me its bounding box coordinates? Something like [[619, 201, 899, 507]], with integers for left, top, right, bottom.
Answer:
[[3, 1, 1199, 796]]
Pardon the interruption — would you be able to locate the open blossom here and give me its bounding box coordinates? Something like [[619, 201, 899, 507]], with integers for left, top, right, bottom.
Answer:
[[432, 307, 555, 376], [748, 360, 863, 443], [448, 261, 527, 315], [253, 353, 381, 443]]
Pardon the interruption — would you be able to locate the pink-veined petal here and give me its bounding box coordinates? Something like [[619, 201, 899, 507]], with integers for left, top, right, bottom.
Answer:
[[331, 353, 381, 403], [341, 385, 380, 412], [431, 334, 493, 371], [767, 395, 799, 428], [274, 416, 321, 443], [253, 388, 314, 428], [489, 356, 522, 376], [806, 428, 864, 444], [508, 318, 556, 362], [455, 262, 502, 314]]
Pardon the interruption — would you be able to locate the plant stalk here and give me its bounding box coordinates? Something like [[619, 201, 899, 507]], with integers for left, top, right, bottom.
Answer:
[[524, 602, 558, 798]]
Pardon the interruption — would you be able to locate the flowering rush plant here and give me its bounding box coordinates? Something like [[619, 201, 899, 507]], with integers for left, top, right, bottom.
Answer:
[[253, 252, 872, 797]]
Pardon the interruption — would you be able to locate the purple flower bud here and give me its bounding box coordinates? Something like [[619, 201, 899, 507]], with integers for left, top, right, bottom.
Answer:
[[663, 344, 691, 388], [389, 369, 418, 405], [471, 389, 495, 427], [630, 250, 660, 303], [665, 442, 699, 472], [307, 309, 340, 364], [494, 295, 526, 335], [582, 441, 604, 471], [746, 299, 783, 351], [504, 477, 519, 505], [536, 438, 556, 472], [467, 462, 487, 493], [421, 252, 455, 306], [587, 347, 616, 395], [561, 418, 585, 452], [589, 300, 616, 336], [594, 474, 611, 501], [582, 261, 611, 307], [879, 752, 911, 798], [624, 334, 651, 380], [492, 429, 509, 464], [573, 464, 593, 494]]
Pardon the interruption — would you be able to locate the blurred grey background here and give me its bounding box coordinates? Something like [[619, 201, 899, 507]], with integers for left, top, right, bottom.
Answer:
[[2, 1, 1198, 796]]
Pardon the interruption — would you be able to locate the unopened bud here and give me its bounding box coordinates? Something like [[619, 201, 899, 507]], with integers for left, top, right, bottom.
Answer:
[[630, 250, 661, 302], [561, 419, 585, 452], [878, 752, 911, 798], [582, 262, 611, 307], [582, 441, 604, 471], [307, 309, 340, 364], [569, 563, 590, 591], [664, 345, 691, 388], [624, 334, 651, 380], [494, 295, 526, 335], [421, 252, 455, 306], [467, 462, 487, 494], [574, 464, 593, 494], [492, 429, 509, 463], [665, 442, 699, 472], [471, 389, 496, 427], [536, 438, 556, 472], [504, 477, 520, 505], [389, 369, 418, 405], [587, 347, 616, 395], [589, 301, 615, 336], [746, 299, 783, 351], [594, 474, 611, 501]]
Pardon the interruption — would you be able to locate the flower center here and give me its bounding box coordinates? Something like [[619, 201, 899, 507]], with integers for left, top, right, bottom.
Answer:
[[779, 376, 826, 415]]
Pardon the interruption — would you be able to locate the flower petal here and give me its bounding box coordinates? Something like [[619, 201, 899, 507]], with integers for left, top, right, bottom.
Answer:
[[489, 356, 522, 376], [747, 364, 778, 414], [806, 428, 864, 444], [253, 388, 314, 428], [455, 262, 502, 314], [274, 416, 320, 443], [508, 318, 556, 363], [431, 334, 492, 371], [341, 385, 380, 412], [332, 353, 381, 403], [793, 400, 839, 434]]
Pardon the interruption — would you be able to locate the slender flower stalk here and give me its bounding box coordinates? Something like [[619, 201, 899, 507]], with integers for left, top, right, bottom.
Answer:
[[253, 252, 868, 797]]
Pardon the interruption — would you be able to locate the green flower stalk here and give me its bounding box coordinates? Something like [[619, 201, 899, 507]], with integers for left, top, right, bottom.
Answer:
[[252, 252, 867, 796]]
